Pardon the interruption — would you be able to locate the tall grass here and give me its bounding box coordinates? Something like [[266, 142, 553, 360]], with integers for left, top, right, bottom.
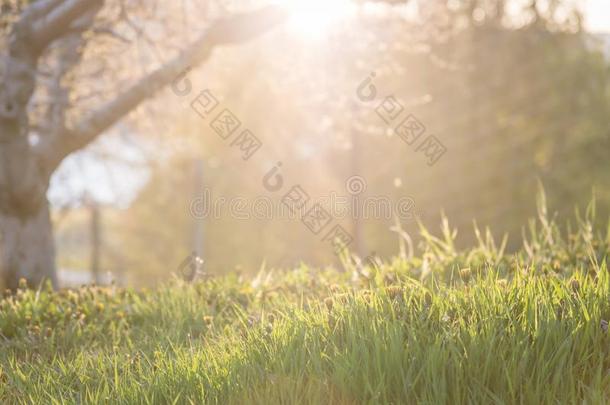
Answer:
[[0, 194, 608, 404]]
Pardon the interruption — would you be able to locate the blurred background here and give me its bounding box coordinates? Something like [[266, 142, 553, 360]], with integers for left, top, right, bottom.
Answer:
[[41, 0, 610, 286]]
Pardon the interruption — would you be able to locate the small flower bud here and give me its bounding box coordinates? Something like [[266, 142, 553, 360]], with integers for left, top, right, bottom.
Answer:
[[459, 268, 471, 282], [386, 286, 402, 300], [423, 291, 433, 306]]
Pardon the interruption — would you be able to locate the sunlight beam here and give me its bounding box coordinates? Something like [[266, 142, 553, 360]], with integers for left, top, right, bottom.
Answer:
[[282, 0, 354, 40]]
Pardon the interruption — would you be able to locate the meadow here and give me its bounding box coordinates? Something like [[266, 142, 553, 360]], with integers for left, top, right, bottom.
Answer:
[[1, 0, 608, 403], [1, 198, 609, 404]]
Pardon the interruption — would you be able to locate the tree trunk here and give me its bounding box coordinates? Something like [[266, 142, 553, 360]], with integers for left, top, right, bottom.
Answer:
[[0, 135, 54, 290], [0, 55, 53, 289], [0, 9, 55, 289], [0, 1, 286, 289], [0, 200, 57, 290]]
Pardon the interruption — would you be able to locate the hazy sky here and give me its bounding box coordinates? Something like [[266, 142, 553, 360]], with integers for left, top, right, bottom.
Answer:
[[584, 0, 610, 33], [48, 0, 610, 208]]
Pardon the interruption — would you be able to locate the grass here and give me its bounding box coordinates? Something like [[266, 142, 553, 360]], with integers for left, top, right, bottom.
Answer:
[[1, 195, 609, 404]]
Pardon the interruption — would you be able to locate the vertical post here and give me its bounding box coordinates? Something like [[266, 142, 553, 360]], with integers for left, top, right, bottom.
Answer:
[[90, 199, 101, 284], [350, 101, 366, 258], [192, 158, 204, 260]]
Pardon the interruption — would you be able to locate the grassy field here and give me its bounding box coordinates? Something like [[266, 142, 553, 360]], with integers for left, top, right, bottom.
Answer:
[[1, 198, 609, 404]]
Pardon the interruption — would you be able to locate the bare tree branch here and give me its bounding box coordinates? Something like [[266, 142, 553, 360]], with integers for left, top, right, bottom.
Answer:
[[31, 0, 102, 53], [19, 0, 66, 24], [37, 5, 288, 172], [91, 27, 131, 43]]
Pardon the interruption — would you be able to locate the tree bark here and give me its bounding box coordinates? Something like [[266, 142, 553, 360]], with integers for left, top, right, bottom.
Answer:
[[0, 200, 57, 290], [0, 127, 53, 290], [0, 8, 53, 289]]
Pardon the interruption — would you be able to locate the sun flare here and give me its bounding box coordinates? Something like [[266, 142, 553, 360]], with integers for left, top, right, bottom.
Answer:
[[283, 0, 354, 40]]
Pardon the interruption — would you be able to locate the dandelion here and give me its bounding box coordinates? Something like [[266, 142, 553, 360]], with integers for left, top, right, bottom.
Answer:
[[569, 278, 580, 294], [384, 273, 397, 285], [387, 286, 402, 300], [423, 291, 433, 306], [335, 293, 350, 304], [203, 315, 213, 326], [67, 291, 79, 303], [95, 303, 105, 312], [362, 293, 372, 304], [459, 268, 471, 283], [328, 314, 336, 328]]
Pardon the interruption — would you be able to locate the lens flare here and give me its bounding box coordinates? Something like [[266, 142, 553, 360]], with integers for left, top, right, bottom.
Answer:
[[283, 0, 354, 40]]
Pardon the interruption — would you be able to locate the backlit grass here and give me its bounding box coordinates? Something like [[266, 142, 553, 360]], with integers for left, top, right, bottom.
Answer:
[[1, 196, 609, 404]]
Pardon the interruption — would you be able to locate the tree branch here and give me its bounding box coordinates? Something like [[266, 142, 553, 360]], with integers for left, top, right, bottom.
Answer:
[[19, 0, 66, 24], [37, 5, 288, 172], [31, 0, 102, 53]]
